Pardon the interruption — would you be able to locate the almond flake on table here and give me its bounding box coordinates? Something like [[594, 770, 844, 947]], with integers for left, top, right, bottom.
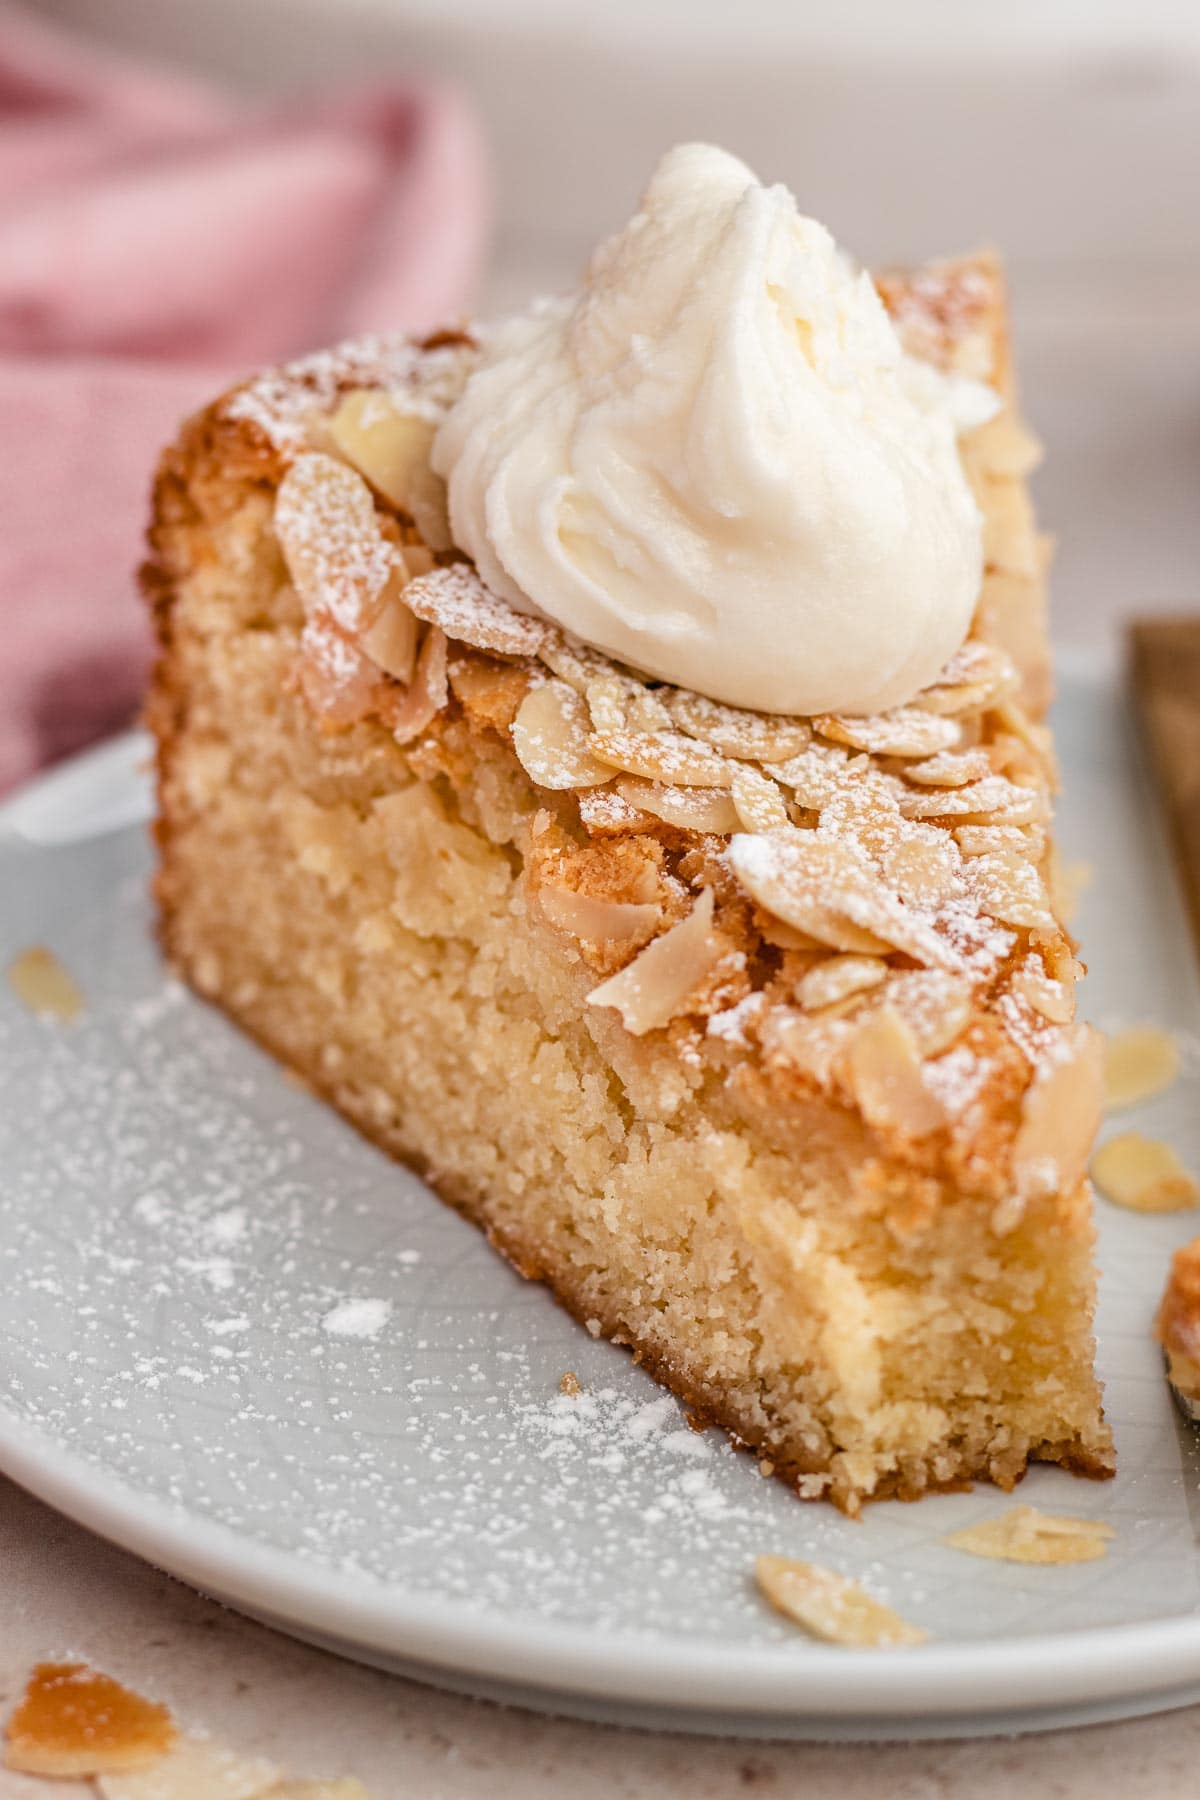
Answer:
[[98, 1735, 281, 1800], [3, 1662, 175, 1777]]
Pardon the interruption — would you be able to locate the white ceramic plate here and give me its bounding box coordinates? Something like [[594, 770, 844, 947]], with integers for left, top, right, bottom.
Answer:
[[2, 664, 1200, 1741]]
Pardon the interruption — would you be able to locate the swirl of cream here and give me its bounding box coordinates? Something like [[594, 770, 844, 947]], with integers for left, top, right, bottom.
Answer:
[[433, 143, 996, 717]]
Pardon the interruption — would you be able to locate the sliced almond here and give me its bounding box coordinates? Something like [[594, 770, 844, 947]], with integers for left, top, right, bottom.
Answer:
[[767, 743, 863, 811], [1011, 1024, 1104, 1206], [512, 680, 612, 789], [755, 1556, 927, 1648], [962, 411, 1043, 480], [587, 889, 726, 1035], [1092, 1133, 1200, 1212], [616, 779, 739, 835], [358, 566, 419, 683], [403, 565, 548, 657], [297, 612, 386, 728], [275, 453, 393, 633], [390, 627, 448, 744], [539, 885, 659, 945], [962, 851, 1056, 932], [1103, 1026, 1181, 1110], [945, 1506, 1114, 1566], [815, 708, 961, 759], [880, 831, 962, 909], [97, 1736, 281, 1800], [584, 672, 671, 734], [796, 954, 888, 1013], [900, 776, 1045, 828], [577, 787, 651, 835], [1012, 955, 1075, 1024], [667, 690, 810, 760], [915, 642, 1019, 716], [538, 632, 615, 694], [264, 1781, 371, 1800], [328, 387, 451, 549], [730, 765, 791, 833], [954, 824, 1044, 859], [729, 832, 958, 968], [903, 749, 993, 788], [883, 970, 975, 1057], [841, 1006, 947, 1138], [7, 946, 84, 1023], [589, 727, 732, 789], [4, 1663, 176, 1777]]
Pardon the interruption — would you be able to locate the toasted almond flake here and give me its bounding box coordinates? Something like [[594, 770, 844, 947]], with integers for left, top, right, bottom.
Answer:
[[587, 889, 725, 1035], [842, 1006, 946, 1138], [903, 748, 993, 788], [539, 885, 659, 945], [767, 742, 864, 811], [954, 824, 1044, 859], [796, 954, 888, 1012], [390, 627, 448, 744], [667, 690, 810, 760], [97, 1736, 282, 1800], [880, 832, 962, 908], [1103, 1026, 1181, 1110], [577, 788, 650, 835], [915, 642, 1019, 715], [730, 765, 791, 833], [882, 970, 975, 1057], [265, 1780, 371, 1799], [945, 1506, 1114, 1565], [962, 411, 1043, 479], [815, 707, 961, 759], [729, 832, 959, 967], [328, 388, 451, 549], [512, 680, 612, 789], [1012, 1024, 1104, 1206], [4, 1663, 176, 1778], [962, 851, 1056, 931], [7, 946, 84, 1023], [755, 1556, 927, 1648], [585, 673, 657, 734], [403, 565, 547, 657], [1012, 955, 1075, 1024], [589, 727, 732, 788], [615, 778, 740, 835], [296, 612, 386, 727], [357, 567, 419, 683], [1092, 1133, 1200, 1212], [537, 632, 614, 693], [900, 776, 1045, 827], [275, 453, 393, 633]]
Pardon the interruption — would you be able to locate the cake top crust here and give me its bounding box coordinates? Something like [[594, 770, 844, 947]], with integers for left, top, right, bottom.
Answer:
[[186, 253, 1099, 1218]]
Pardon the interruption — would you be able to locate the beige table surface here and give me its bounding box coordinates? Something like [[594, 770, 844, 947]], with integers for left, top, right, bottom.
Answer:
[[4, 269, 1200, 1797]]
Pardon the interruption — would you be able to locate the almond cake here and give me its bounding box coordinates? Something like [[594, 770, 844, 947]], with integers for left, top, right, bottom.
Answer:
[[142, 151, 1114, 1511]]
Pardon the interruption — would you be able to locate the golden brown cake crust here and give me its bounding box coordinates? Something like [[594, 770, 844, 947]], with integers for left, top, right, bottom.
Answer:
[[141, 256, 1114, 1511]]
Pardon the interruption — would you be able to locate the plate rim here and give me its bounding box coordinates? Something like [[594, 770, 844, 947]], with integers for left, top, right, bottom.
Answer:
[[4, 725, 1200, 1729]]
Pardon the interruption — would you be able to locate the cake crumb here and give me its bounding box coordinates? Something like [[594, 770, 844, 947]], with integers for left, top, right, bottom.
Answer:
[[3, 1662, 176, 1777], [559, 1370, 581, 1397]]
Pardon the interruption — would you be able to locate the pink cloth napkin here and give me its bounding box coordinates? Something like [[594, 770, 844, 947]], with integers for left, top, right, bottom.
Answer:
[[0, 4, 489, 792]]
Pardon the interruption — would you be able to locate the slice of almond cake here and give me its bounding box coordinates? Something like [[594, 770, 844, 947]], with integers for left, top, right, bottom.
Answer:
[[142, 146, 1113, 1510]]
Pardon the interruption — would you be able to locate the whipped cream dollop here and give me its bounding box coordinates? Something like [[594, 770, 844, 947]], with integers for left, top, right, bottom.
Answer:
[[434, 143, 997, 718]]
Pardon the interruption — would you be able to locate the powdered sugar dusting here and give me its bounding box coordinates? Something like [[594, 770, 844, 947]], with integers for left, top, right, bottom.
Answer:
[[322, 1297, 392, 1340]]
